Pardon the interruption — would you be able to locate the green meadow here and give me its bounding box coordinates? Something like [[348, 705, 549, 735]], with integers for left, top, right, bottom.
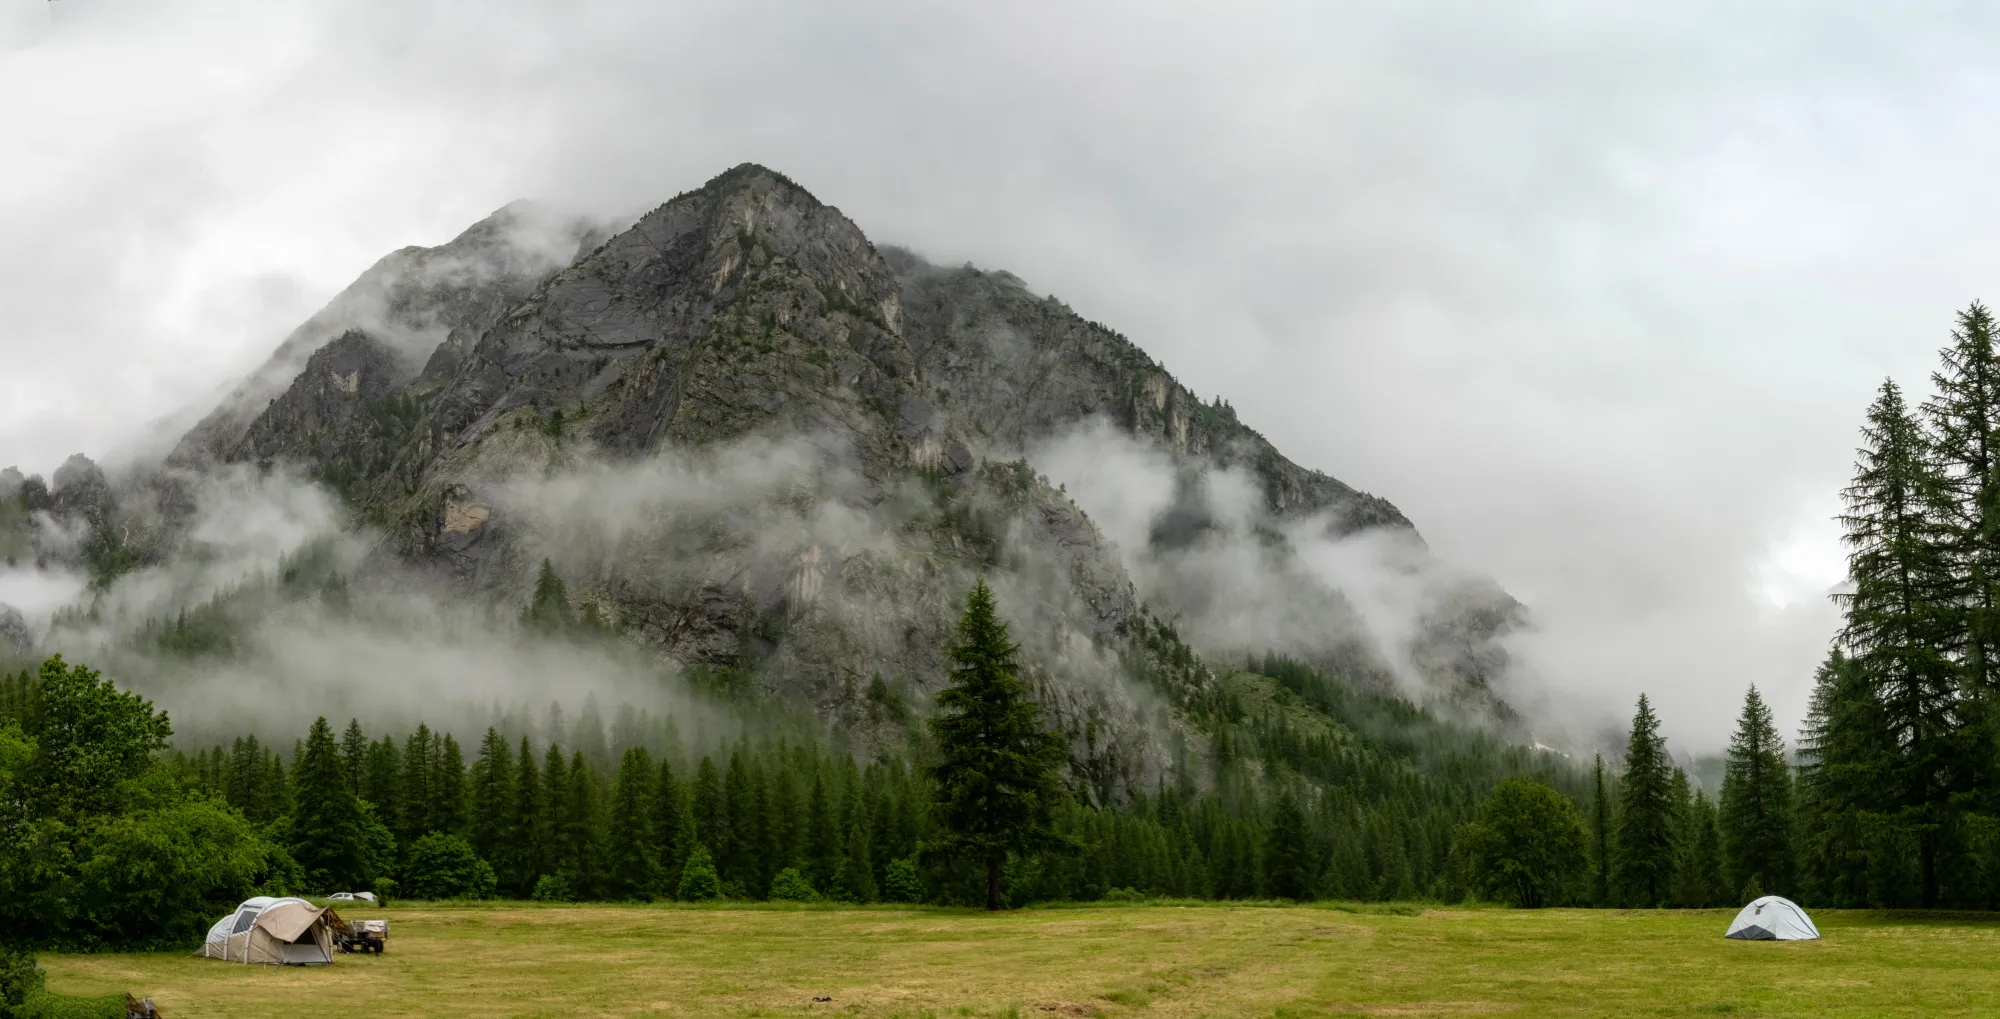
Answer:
[[36, 902, 2000, 1018]]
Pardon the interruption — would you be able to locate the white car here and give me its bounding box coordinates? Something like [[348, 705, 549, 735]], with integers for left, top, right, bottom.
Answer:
[[325, 892, 378, 902]]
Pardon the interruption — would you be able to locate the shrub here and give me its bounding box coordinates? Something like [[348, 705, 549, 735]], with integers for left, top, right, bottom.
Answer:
[[768, 867, 818, 902], [0, 946, 43, 1019], [399, 834, 496, 900], [676, 847, 721, 901], [881, 858, 924, 904], [531, 873, 575, 903]]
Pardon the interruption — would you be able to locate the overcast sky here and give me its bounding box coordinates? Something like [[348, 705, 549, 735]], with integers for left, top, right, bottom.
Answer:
[[6, 0, 1998, 748]]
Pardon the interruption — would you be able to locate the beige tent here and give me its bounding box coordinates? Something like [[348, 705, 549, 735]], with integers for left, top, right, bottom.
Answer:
[[200, 897, 338, 965]]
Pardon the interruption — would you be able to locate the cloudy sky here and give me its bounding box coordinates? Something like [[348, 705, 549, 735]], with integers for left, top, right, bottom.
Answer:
[[5, 0, 1996, 747]]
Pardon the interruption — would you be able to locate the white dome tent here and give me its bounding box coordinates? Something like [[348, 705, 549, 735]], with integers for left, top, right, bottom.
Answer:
[[1725, 896, 1820, 941], [200, 896, 338, 965]]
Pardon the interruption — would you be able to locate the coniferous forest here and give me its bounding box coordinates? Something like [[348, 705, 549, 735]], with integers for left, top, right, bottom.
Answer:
[[13, 306, 2000, 953]]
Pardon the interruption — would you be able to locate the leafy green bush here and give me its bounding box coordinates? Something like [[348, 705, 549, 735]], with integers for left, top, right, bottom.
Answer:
[[531, 874, 574, 902], [881, 858, 924, 903], [768, 867, 818, 902], [675, 847, 721, 901], [0, 946, 43, 1019], [400, 834, 496, 900]]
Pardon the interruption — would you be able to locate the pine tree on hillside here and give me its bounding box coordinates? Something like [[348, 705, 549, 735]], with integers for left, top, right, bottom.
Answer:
[[1719, 686, 1794, 897], [522, 558, 575, 633], [1838, 379, 1967, 906], [291, 716, 371, 891], [1613, 695, 1677, 906], [924, 579, 1075, 910], [606, 746, 660, 900]]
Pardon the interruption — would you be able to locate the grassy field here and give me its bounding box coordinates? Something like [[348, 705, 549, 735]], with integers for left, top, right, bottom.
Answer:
[[37, 901, 2000, 1018]]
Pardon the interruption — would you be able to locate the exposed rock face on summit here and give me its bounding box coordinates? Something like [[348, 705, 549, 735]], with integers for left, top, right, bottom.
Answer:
[[170, 201, 603, 468], [117, 164, 1523, 774]]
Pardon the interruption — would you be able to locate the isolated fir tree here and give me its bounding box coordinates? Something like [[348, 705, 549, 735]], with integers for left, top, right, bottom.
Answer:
[[468, 728, 515, 875], [290, 716, 371, 890], [1719, 685, 1794, 897], [1613, 695, 1677, 906], [606, 746, 660, 900], [924, 579, 1074, 909], [521, 558, 575, 633], [1838, 379, 1966, 907]]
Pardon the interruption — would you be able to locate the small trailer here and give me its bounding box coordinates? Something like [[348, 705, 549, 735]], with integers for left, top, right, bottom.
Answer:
[[335, 917, 389, 954]]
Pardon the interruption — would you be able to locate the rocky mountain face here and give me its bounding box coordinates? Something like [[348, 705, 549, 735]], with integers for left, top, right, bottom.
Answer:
[[4, 165, 1525, 794]]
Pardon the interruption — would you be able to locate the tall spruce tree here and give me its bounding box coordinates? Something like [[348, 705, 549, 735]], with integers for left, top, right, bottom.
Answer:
[[469, 728, 515, 875], [606, 746, 660, 900], [653, 758, 689, 893], [510, 737, 545, 896], [1613, 695, 1677, 906], [1926, 303, 2000, 695], [400, 723, 437, 839], [1673, 790, 1727, 908], [1838, 379, 1966, 906], [1796, 647, 1888, 906], [1591, 754, 1611, 907], [340, 719, 368, 794], [430, 732, 468, 835], [1719, 685, 1794, 897], [924, 579, 1074, 909], [560, 751, 604, 898], [290, 716, 371, 890], [1264, 792, 1315, 901]]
